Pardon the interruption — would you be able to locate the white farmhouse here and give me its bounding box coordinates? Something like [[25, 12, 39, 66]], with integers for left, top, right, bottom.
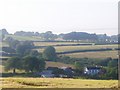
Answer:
[[84, 66, 101, 75]]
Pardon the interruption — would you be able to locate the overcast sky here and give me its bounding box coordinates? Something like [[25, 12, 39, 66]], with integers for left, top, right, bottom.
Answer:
[[0, 0, 119, 35]]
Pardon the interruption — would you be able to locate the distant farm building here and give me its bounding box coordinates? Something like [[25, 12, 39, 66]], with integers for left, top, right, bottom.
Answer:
[[84, 66, 102, 75]]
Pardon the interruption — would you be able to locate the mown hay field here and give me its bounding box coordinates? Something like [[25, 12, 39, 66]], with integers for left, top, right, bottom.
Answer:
[[61, 50, 118, 59], [0, 78, 118, 88]]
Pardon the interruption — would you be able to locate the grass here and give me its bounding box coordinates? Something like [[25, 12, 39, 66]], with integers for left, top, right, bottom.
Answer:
[[0, 78, 118, 88], [61, 50, 118, 59]]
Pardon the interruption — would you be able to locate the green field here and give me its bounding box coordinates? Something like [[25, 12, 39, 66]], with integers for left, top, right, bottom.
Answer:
[[0, 78, 118, 88]]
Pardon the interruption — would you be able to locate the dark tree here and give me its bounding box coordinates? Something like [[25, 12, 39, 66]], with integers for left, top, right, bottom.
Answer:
[[43, 46, 57, 61], [22, 56, 45, 72], [5, 37, 14, 42], [97, 57, 112, 66], [16, 41, 34, 56], [0, 29, 9, 35], [107, 59, 118, 68], [74, 61, 84, 74], [14, 31, 35, 36], [9, 40, 20, 49], [105, 59, 118, 79], [40, 31, 58, 40], [29, 50, 40, 57], [5, 57, 21, 74], [106, 67, 118, 79], [63, 32, 98, 41]]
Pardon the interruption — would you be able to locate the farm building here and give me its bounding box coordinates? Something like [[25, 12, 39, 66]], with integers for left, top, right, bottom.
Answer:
[[84, 66, 102, 75], [39, 70, 55, 78], [40, 67, 75, 78], [60, 67, 74, 78]]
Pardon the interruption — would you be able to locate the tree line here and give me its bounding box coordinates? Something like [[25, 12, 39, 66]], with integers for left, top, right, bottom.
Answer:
[[0, 29, 118, 43]]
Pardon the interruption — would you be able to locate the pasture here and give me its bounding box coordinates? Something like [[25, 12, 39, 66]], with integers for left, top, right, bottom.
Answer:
[[0, 78, 118, 88]]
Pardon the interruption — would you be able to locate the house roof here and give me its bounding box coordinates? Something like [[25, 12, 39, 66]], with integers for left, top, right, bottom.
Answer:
[[86, 67, 101, 70]]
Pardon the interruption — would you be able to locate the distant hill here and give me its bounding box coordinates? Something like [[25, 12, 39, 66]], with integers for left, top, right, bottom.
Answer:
[[0, 28, 118, 43]]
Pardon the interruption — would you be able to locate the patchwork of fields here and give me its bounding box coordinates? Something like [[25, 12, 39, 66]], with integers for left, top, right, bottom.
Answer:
[[0, 40, 119, 88], [2, 41, 118, 59], [34, 43, 118, 59], [0, 78, 118, 88]]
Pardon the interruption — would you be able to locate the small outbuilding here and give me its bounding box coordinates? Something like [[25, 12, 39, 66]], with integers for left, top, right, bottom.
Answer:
[[40, 70, 54, 78]]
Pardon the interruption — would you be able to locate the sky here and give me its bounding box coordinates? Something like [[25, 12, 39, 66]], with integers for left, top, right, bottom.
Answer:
[[0, 0, 119, 35]]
